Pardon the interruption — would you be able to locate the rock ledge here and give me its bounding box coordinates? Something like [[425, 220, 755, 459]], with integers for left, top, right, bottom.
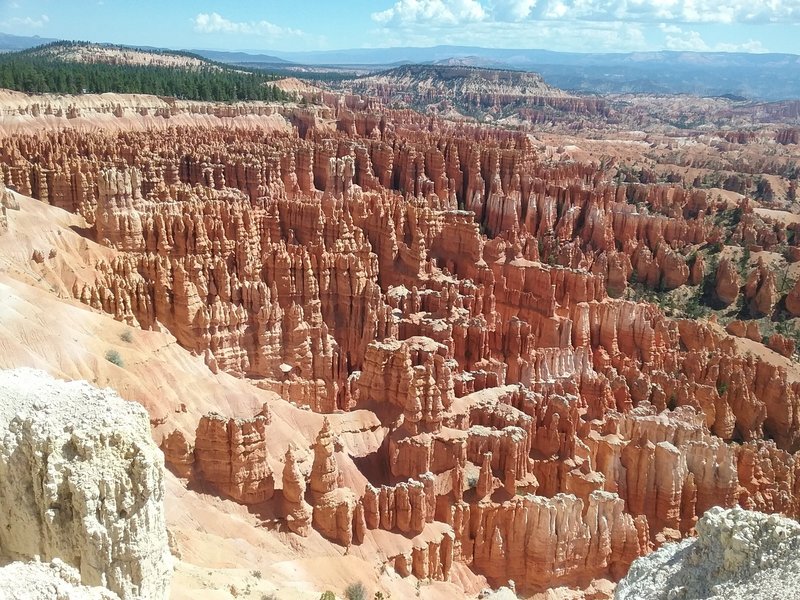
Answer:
[[617, 506, 800, 600], [0, 368, 172, 600]]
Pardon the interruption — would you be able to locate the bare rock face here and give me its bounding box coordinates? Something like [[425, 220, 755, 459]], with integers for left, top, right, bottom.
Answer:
[[786, 278, 800, 317], [310, 418, 342, 502], [0, 180, 19, 211], [616, 507, 800, 600], [726, 319, 761, 342], [654, 243, 689, 290], [193, 411, 275, 504], [767, 333, 796, 357], [689, 254, 705, 285], [476, 451, 495, 500], [362, 474, 434, 535], [309, 419, 362, 546], [312, 488, 357, 547], [0, 369, 172, 600], [744, 260, 776, 317], [359, 337, 453, 433], [0, 559, 120, 600], [0, 180, 18, 235], [160, 429, 194, 478], [449, 491, 649, 589], [282, 445, 312, 536], [714, 257, 740, 306]]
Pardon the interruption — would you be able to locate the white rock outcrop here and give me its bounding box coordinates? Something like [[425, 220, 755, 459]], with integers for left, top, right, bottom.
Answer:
[[0, 559, 121, 600], [0, 369, 172, 600], [616, 506, 800, 600]]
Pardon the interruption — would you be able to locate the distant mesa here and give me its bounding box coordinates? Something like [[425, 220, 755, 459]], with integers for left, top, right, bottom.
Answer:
[[331, 63, 609, 122], [20, 41, 228, 71]]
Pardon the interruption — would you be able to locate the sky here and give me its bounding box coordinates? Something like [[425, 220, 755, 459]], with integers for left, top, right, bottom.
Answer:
[[0, 0, 798, 55]]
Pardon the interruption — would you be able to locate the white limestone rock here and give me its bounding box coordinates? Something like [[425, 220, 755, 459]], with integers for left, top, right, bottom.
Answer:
[[0, 180, 19, 211], [616, 506, 800, 600], [0, 559, 121, 600], [481, 587, 519, 600], [0, 368, 172, 600]]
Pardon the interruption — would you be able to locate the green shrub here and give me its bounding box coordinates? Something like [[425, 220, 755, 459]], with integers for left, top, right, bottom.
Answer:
[[320, 592, 336, 600], [120, 330, 133, 343], [345, 582, 367, 600], [105, 349, 123, 367], [684, 294, 706, 319]]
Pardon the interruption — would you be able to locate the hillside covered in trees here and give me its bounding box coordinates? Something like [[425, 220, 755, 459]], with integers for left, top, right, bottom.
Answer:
[[0, 41, 292, 102]]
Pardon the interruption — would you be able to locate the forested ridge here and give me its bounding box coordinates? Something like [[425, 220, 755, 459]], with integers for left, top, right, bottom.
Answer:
[[0, 42, 292, 102]]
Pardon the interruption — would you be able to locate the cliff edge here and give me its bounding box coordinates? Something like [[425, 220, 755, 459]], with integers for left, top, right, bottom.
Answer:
[[0, 368, 172, 600], [616, 506, 800, 600]]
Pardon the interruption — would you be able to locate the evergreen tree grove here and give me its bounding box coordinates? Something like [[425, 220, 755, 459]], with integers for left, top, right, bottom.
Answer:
[[0, 44, 292, 103]]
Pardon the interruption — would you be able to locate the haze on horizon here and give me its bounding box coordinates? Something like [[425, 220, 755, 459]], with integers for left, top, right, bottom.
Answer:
[[0, 0, 798, 56]]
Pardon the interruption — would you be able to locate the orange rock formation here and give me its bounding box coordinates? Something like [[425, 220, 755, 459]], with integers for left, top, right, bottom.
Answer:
[[2, 106, 800, 597]]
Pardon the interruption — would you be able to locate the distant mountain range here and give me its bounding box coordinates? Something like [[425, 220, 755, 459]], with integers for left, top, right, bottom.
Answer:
[[192, 49, 290, 65], [277, 47, 800, 101], [0, 32, 58, 52], [263, 45, 800, 70], [1, 33, 798, 101], [198, 45, 800, 101]]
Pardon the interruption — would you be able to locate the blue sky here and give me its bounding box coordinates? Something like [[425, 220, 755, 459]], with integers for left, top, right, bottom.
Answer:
[[0, 0, 798, 54]]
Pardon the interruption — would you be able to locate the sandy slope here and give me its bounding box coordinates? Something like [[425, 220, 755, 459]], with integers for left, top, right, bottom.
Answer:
[[754, 207, 800, 225], [274, 77, 325, 95], [166, 470, 480, 599]]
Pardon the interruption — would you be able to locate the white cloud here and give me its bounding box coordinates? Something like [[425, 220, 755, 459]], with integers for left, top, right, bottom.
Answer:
[[0, 14, 49, 29], [659, 24, 769, 51], [367, 0, 781, 52], [492, 0, 538, 20], [544, 1, 569, 18], [372, 0, 487, 26], [369, 18, 649, 52], [374, 0, 800, 24], [535, 0, 800, 23], [658, 23, 683, 34], [192, 12, 304, 38], [715, 39, 768, 52], [662, 27, 710, 50]]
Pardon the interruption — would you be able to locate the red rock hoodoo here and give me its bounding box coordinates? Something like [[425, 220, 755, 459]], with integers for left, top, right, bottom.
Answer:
[[3, 100, 800, 597]]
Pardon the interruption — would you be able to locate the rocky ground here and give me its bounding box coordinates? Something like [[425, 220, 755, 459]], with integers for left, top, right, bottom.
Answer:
[[0, 559, 121, 600], [0, 84, 798, 599], [0, 368, 171, 600], [617, 506, 800, 599]]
